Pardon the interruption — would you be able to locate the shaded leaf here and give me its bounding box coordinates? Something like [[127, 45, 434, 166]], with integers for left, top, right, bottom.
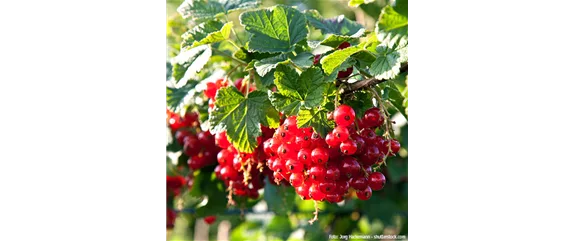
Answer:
[[305, 9, 364, 36]]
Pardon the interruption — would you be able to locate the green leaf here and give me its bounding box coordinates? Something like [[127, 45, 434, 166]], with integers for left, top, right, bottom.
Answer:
[[178, 0, 260, 21], [320, 34, 361, 48], [240, 5, 308, 53], [171, 45, 212, 83], [181, 21, 233, 49], [376, 5, 408, 36], [254, 54, 288, 77], [290, 52, 314, 68], [166, 82, 198, 112], [209, 87, 279, 152], [348, 0, 375, 7], [297, 108, 332, 137], [177, 0, 225, 21], [320, 43, 364, 75], [266, 216, 293, 240], [219, 0, 260, 13], [270, 65, 326, 116], [260, 70, 275, 87], [305, 9, 364, 36], [263, 178, 296, 215], [346, 91, 373, 118], [370, 45, 401, 79]]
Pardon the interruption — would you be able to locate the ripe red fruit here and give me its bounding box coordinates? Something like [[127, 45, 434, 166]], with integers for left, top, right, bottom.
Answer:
[[283, 116, 298, 133], [338, 41, 351, 49], [340, 157, 361, 178], [368, 172, 386, 190], [197, 131, 215, 147], [215, 131, 231, 149], [333, 105, 355, 127], [204, 82, 217, 100], [175, 130, 190, 145], [351, 134, 366, 154], [340, 139, 357, 155], [285, 159, 304, 173], [362, 107, 383, 128], [313, 54, 321, 65], [337, 67, 353, 79], [289, 172, 304, 187], [311, 147, 329, 164], [167, 208, 177, 229], [360, 145, 381, 166], [188, 154, 207, 170], [309, 183, 326, 201], [297, 180, 312, 199], [220, 165, 239, 181], [319, 181, 337, 194], [359, 128, 377, 143], [325, 164, 341, 181], [356, 186, 372, 200], [336, 180, 350, 195], [203, 216, 217, 225], [297, 148, 313, 166], [325, 132, 341, 147], [382, 139, 401, 155], [350, 176, 368, 190], [309, 165, 327, 182], [333, 126, 350, 142]]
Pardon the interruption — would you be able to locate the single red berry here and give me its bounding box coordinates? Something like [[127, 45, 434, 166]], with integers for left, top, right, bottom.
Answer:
[[351, 134, 366, 154], [382, 139, 401, 155], [340, 157, 361, 178], [215, 131, 231, 149], [313, 54, 322, 65], [271, 158, 286, 173], [336, 180, 350, 195], [325, 194, 340, 203], [289, 172, 304, 187], [325, 164, 341, 181], [309, 165, 327, 182], [188, 154, 207, 170], [359, 128, 377, 143], [368, 172, 386, 190], [204, 82, 217, 100], [319, 181, 337, 194], [197, 131, 214, 147], [311, 147, 329, 165], [350, 176, 369, 190], [285, 159, 304, 173], [333, 126, 350, 142], [356, 186, 372, 200], [297, 181, 312, 200], [220, 165, 239, 181], [340, 139, 358, 155], [309, 183, 326, 201], [338, 41, 351, 49], [296, 135, 312, 148], [214, 165, 222, 178], [182, 112, 199, 127], [175, 129, 191, 145], [203, 216, 217, 225], [334, 105, 356, 127], [167, 208, 177, 229], [337, 67, 353, 79], [360, 145, 381, 166], [283, 116, 298, 133], [362, 107, 384, 128], [297, 148, 313, 166], [325, 132, 341, 147]]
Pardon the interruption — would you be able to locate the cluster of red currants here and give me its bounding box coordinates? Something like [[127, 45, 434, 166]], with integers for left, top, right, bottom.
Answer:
[[205, 78, 277, 203], [263, 105, 399, 203], [168, 110, 221, 170]]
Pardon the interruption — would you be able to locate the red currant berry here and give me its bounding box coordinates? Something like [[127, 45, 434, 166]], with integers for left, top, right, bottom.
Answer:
[[313, 54, 322, 65], [204, 82, 217, 100], [333, 126, 350, 142], [197, 131, 214, 147], [297, 148, 313, 166], [325, 164, 341, 181], [203, 216, 217, 225], [368, 172, 386, 190], [297, 181, 311, 200], [338, 41, 351, 49], [356, 186, 372, 200], [382, 139, 401, 155], [325, 194, 340, 203], [334, 105, 356, 127], [167, 208, 177, 229], [340, 157, 361, 178], [325, 132, 341, 147], [296, 135, 312, 148], [319, 181, 337, 194], [340, 139, 357, 155], [217, 149, 233, 165], [285, 159, 304, 173], [362, 107, 383, 128], [283, 116, 298, 133], [359, 128, 377, 143], [311, 147, 329, 164], [289, 172, 304, 187], [309, 165, 327, 182], [309, 183, 326, 201], [360, 145, 381, 166], [175, 129, 190, 145], [337, 67, 353, 79], [215, 131, 230, 149], [351, 134, 366, 154], [350, 176, 368, 190], [336, 180, 350, 195], [220, 165, 239, 181]]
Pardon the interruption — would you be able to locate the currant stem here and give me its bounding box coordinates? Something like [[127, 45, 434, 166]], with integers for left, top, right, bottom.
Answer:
[[308, 200, 320, 224]]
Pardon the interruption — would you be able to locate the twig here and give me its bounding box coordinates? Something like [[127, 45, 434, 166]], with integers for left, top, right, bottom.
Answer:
[[342, 63, 408, 95]]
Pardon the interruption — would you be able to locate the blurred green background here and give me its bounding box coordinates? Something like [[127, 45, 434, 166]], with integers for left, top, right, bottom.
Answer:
[[166, 1, 407, 240]]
